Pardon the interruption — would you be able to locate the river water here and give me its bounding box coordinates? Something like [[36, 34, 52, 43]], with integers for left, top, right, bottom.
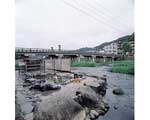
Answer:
[[71, 66, 134, 120]]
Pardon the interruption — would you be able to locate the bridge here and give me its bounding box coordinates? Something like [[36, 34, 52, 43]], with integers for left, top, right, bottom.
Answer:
[[15, 48, 123, 62]]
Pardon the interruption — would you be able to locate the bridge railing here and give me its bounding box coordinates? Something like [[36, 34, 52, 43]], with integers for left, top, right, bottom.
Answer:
[[15, 48, 122, 58]]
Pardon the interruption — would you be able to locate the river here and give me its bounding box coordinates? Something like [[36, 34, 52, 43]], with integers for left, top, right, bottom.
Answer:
[[71, 66, 134, 120]]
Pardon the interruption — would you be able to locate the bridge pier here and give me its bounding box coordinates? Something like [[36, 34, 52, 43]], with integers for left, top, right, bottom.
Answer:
[[77, 55, 84, 62], [103, 56, 106, 63], [56, 54, 63, 70], [92, 55, 96, 62], [112, 56, 115, 62], [77, 56, 81, 62]]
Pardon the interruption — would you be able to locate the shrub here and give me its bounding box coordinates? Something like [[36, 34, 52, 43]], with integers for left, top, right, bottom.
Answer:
[[110, 60, 134, 74], [71, 61, 96, 67]]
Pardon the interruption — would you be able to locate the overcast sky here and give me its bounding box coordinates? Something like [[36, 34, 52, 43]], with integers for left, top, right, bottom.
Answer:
[[16, 0, 134, 50]]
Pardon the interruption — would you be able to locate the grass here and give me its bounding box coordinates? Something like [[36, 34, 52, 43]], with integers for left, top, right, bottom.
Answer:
[[71, 61, 96, 67], [71, 59, 110, 67], [72, 59, 134, 75], [109, 60, 134, 74]]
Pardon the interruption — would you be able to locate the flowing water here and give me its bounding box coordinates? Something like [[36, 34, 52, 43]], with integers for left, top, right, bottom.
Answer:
[[71, 66, 134, 120]]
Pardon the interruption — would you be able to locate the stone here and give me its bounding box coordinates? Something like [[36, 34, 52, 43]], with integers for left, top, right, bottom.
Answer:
[[33, 98, 86, 120], [113, 88, 124, 95], [90, 80, 107, 96], [83, 83, 87, 86], [114, 105, 118, 110], [90, 110, 99, 117], [24, 73, 33, 79], [25, 78, 36, 84], [84, 107, 89, 113], [100, 75, 107, 81], [15, 102, 25, 120], [24, 113, 33, 120], [89, 113, 95, 119], [74, 87, 104, 109], [30, 83, 61, 91], [40, 83, 61, 91], [85, 118, 91, 120], [23, 83, 32, 87]]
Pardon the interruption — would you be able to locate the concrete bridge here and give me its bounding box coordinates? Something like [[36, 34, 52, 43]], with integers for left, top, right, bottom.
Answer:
[[15, 48, 122, 62]]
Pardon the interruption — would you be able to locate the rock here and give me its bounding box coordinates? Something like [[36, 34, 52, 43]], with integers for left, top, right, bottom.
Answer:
[[90, 110, 99, 117], [29, 83, 41, 90], [61, 79, 71, 85], [24, 73, 33, 79], [15, 102, 25, 120], [114, 105, 118, 110], [24, 113, 33, 120], [74, 87, 104, 109], [90, 80, 107, 96], [83, 83, 87, 86], [84, 107, 89, 113], [100, 75, 107, 81], [30, 83, 61, 91], [85, 118, 91, 120], [25, 78, 36, 84], [40, 83, 61, 91], [33, 98, 86, 120], [96, 102, 110, 115], [23, 83, 33, 87], [89, 112, 95, 119], [113, 88, 124, 95], [75, 92, 100, 108], [36, 79, 46, 84]]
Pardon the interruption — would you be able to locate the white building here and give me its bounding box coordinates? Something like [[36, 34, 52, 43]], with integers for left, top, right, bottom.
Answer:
[[103, 42, 118, 55], [98, 49, 105, 53]]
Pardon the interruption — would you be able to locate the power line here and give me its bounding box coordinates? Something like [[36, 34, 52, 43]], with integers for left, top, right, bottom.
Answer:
[[94, 0, 130, 27], [83, 0, 130, 29], [73, 0, 127, 32], [62, 0, 126, 34]]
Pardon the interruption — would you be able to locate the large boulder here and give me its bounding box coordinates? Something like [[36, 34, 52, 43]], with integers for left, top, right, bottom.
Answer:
[[74, 86, 103, 109], [74, 86, 109, 117], [33, 97, 86, 120], [89, 80, 107, 96], [15, 102, 25, 120], [113, 88, 124, 95]]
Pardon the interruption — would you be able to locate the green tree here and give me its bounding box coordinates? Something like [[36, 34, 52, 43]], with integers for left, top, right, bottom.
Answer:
[[122, 42, 132, 55]]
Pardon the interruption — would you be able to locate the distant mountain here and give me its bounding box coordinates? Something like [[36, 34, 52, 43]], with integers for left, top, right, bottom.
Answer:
[[73, 47, 96, 52], [73, 33, 134, 52], [94, 33, 134, 50]]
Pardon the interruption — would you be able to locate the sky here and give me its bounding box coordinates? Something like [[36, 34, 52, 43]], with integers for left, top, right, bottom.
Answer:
[[15, 0, 134, 50]]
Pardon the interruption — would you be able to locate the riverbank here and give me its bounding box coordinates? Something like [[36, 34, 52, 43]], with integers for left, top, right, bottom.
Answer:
[[110, 60, 134, 74], [71, 60, 134, 74]]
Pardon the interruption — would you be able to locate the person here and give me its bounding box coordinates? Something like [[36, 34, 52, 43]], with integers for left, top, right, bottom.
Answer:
[[53, 73, 58, 83]]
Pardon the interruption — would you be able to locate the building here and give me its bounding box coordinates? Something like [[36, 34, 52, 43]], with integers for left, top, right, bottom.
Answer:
[[98, 49, 105, 53], [103, 42, 118, 55], [117, 41, 123, 55], [128, 40, 134, 56]]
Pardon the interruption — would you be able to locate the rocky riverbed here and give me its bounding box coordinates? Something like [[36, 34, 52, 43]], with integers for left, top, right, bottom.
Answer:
[[15, 69, 109, 120], [71, 66, 134, 120], [15, 66, 134, 120]]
